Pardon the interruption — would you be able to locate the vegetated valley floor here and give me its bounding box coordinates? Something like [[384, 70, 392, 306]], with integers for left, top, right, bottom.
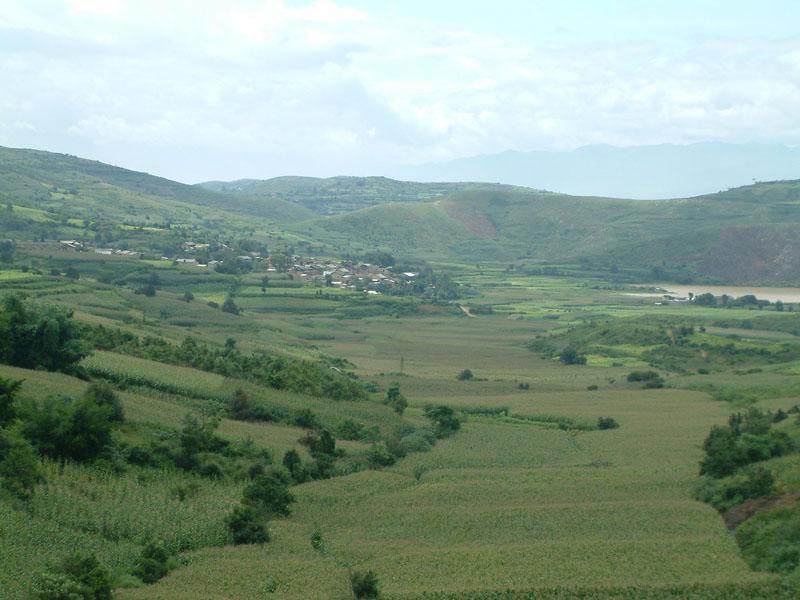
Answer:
[[4, 254, 799, 599]]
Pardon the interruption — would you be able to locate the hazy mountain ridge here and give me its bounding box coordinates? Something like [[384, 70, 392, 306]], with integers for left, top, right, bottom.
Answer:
[[391, 142, 800, 199]]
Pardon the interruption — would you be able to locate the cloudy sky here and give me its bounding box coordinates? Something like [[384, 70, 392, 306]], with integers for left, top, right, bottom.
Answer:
[[1, 0, 799, 182]]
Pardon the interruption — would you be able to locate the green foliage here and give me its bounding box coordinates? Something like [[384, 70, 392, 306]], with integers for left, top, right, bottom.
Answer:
[[736, 504, 800, 574], [221, 296, 240, 315], [350, 569, 379, 599], [627, 371, 665, 388], [83, 382, 124, 423], [424, 405, 461, 438], [559, 347, 587, 365], [0, 426, 42, 499], [19, 394, 119, 463], [699, 409, 794, 478], [132, 541, 169, 584], [32, 553, 112, 600], [384, 382, 408, 414], [0, 376, 22, 427], [695, 466, 774, 513], [84, 328, 368, 402], [0, 294, 89, 371], [242, 469, 295, 517], [597, 417, 620, 430], [225, 505, 269, 545], [457, 369, 474, 381]]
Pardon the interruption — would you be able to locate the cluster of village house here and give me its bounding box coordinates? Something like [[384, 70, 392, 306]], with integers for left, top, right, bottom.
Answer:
[[288, 258, 417, 293], [60, 239, 416, 293]]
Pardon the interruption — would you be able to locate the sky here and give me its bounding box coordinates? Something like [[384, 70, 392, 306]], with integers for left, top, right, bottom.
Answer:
[[1, 0, 799, 182]]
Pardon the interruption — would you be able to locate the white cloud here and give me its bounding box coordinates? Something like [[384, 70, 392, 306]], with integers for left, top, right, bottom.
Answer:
[[0, 1, 798, 181]]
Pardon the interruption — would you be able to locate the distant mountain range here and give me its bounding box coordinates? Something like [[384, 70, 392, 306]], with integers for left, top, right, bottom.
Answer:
[[391, 142, 800, 199]]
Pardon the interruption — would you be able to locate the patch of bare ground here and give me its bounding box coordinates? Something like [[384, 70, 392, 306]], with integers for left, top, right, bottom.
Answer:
[[724, 493, 800, 529]]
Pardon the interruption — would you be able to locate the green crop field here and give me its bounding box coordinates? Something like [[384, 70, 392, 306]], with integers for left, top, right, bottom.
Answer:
[[2, 148, 800, 599]]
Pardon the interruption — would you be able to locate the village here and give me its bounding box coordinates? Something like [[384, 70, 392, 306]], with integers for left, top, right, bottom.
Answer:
[[59, 238, 417, 294]]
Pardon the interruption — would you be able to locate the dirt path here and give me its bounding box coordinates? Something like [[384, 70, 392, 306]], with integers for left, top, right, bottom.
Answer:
[[459, 305, 476, 317]]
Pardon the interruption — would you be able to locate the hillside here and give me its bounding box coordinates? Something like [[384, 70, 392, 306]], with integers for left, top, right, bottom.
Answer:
[[296, 181, 800, 284], [391, 142, 800, 199], [0, 146, 312, 231], [199, 176, 492, 215], [4, 146, 800, 284]]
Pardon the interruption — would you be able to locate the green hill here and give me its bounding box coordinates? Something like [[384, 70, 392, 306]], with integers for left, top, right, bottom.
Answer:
[[4, 146, 800, 284], [199, 176, 491, 215], [293, 181, 800, 284]]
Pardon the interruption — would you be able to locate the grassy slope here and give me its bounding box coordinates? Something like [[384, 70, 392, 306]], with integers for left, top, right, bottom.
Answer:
[[0, 145, 310, 228]]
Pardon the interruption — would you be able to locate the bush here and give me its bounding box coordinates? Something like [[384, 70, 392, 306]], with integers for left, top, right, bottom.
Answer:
[[0, 376, 22, 426], [597, 416, 619, 430], [736, 503, 800, 574], [697, 466, 775, 513], [225, 505, 269, 545], [627, 370, 665, 388], [559, 347, 587, 365], [132, 541, 169, 584], [20, 395, 118, 462], [33, 552, 112, 600], [0, 294, 89, 371], [423, 405, 461, 438], [456, 369, 474, 381], [84, 382, 124, 423], [0, 427, 42, 499], [384, 383, 408, 414], [221, 296, 240, 315], [242, 469, 295, 517], [350, 569, 380, 599], [367, 443, 396, 467]]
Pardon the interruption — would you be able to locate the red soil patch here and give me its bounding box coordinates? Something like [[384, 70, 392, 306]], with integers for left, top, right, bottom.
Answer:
[[724, 493, 800, 529], [441, 201, 497, 238]]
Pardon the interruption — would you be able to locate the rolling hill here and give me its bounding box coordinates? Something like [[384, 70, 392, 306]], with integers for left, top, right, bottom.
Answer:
[[3, 146, 800, 284]]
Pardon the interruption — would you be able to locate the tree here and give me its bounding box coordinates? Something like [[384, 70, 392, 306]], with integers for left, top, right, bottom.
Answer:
[[0, 295, 89, 371], [0, 239, 14, 263], [0, 428, 42, 499], [33, 552, 112, 600], [423, 405, 461, 438], [83, 382, 124, 423], [132, 541, 169, 584], [225, 505, 269, 545], [242, 469, 295, 516], [559, 347, 587, 365], [350, 570, 380, 599], [182, 291, 194, 303], [0, 377, 22, 427], [384, 383, 408, 414], [221, 296, 240, 315], [64, 266, 80, 280], [456, 369, 473, 381], [282, 449, 304, 481]]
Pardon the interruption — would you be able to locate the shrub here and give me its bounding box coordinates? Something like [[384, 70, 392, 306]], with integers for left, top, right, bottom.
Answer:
[[367, 443, 396, 468], [0, 427, 42, 499], [384, 383, 408, 414], [597, 416, 619, 430], [33, 552, 112, 600], [350, 570, 380, 599], [20, 395, 118, 462], [0, 376, 22, 427], [132, 541, 169, 584], [84, 382, 125, 423], [0, 294, 89, 371], [559, 347, 587, 365], [423, 405, 461, 438], [456, 369, 474, 381], [225, 505, 269, 545], [221, 296, 240, 315], [242, 469, 295, 517]]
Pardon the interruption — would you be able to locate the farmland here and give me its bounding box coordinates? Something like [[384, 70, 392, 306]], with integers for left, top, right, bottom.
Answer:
[[2, 149, 800, 598], [1, 244, 800, 599]]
